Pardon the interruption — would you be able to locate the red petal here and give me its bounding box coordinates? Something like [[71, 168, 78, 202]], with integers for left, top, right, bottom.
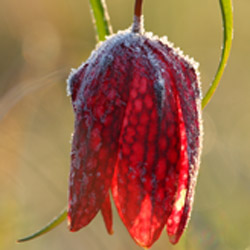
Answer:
[[165, 93, 189, 244], [68, 50, 128, 231], [145, 39, 202, 244], [112, 51, 186, 247], [101, 193, 113, 235], [67, 31, 202, 247], [169, 63, 202, 244]]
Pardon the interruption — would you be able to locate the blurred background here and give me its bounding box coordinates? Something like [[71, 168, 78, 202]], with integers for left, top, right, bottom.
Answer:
[[0, 0, 249, 249]]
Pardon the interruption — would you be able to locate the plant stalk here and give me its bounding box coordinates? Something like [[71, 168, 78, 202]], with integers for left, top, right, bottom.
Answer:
[[132, 0, 144, 33]]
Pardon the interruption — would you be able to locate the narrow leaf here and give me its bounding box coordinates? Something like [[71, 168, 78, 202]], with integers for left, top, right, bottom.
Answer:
[[202, 0, 233, 109], [17, 209, 67, 243], [89, 0, 113, 41]]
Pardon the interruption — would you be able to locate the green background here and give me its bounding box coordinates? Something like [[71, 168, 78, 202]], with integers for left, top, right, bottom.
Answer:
[[0, 0, 249, 249]]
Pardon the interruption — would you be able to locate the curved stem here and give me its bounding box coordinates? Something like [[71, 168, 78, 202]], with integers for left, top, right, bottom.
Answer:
[[17, 209, 67, 243], [202, 0, 233, 109], [132, 0, 144, 33]]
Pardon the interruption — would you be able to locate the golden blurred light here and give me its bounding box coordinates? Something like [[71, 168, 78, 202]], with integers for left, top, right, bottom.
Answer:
[[0, 1, 249, 250], [22, 21, 61, 69]]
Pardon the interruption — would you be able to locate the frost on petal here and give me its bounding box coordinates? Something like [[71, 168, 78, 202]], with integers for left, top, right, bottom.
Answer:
[[67, 64, 88, 103], [168, 62, 202, 244], [68, 36, 134, 231], [165, 93, 189, 244], [145, 38, 202, 244], [67, 29, 202, 247], [111, 43, 188, 247]]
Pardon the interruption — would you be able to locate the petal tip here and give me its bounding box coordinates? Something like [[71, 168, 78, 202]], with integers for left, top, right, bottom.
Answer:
[[67, 214, 78, 232], [67, 221, 75, 232], [108, 228, 114, 235], [68, 223, 80, 232], [168, 234, 179, 245]]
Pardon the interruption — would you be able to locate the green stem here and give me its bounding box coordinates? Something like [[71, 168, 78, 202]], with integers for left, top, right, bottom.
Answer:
[[202, 0, 233, 109], [88, 0, 113, 41], [17, 209, 67, 243]]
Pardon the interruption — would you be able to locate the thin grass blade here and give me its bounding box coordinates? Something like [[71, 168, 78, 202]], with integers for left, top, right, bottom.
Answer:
[[17, 209, 67, 242], [89, 0, 113, 41]]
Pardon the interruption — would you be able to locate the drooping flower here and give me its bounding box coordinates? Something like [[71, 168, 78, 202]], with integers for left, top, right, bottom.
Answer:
[[67, 2, 202, 248]]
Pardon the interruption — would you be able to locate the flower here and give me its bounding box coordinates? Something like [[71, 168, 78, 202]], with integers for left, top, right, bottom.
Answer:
[[67, 16, 202, 248]]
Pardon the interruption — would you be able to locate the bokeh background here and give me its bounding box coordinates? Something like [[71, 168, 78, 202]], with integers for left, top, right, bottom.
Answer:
[[0, 0, 249, 249]]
